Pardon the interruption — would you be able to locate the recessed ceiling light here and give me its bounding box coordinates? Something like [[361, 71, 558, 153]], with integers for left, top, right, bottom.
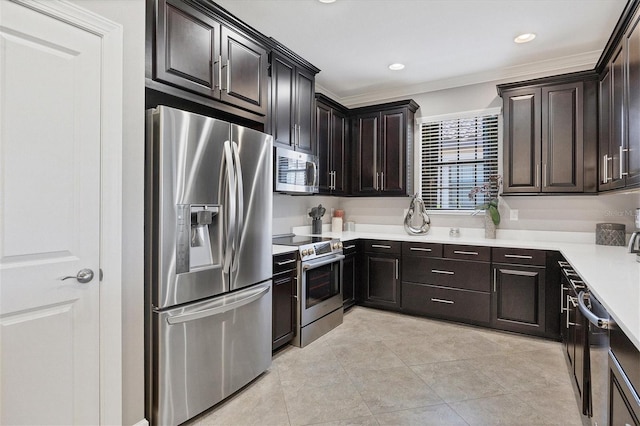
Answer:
[[389, 63, 405, 71], [318, 0, 336, 3], [514, 33, 536, 44]]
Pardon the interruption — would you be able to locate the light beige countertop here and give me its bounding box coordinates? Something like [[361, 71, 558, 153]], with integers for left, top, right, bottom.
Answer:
[[287, 224, 640, 350], [272, 245, 298, 256]]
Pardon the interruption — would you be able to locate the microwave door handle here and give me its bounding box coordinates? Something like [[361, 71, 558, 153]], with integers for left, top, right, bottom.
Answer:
[[577, 291, 610, 329], [231, 141, 244, 273], [223, 141, 236, 273]]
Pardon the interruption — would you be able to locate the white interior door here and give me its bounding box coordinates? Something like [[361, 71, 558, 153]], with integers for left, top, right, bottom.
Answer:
[[0, 1, 103, 424]]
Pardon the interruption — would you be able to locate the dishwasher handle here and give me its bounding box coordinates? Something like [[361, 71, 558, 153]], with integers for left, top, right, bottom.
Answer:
[[577, 291, 610, 329], [166, 284, 270, 324]]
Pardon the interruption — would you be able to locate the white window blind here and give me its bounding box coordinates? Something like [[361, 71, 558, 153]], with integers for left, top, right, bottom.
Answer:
[[420, 113, 499, 210]]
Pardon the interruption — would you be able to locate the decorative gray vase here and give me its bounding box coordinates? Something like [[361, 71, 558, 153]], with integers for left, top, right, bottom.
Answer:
[[484, 210, 496, 239]]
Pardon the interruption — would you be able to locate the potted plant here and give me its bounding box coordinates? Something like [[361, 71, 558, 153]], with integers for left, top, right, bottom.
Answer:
[[468, 175, 503, 238]]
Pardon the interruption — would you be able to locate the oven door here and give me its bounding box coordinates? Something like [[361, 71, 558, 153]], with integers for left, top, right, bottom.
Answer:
[[300, 254, 344, 326]]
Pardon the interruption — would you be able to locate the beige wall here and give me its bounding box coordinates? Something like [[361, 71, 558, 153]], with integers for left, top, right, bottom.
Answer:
[[68, 1, 146, 424], [275, 80, 640, 236]]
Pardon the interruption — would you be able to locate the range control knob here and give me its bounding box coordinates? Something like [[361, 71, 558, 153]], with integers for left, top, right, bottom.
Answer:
[[338, 242, 343, 248], [301, 249, 308, 256], [333, 243, 339, 249]]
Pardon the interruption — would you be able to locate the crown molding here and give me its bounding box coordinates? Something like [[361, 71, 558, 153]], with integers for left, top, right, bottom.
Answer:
[[326, 50, 601, 107]]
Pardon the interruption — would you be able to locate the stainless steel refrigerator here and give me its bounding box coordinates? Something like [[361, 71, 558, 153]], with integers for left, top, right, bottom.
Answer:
[[145, 106, 273, 425]]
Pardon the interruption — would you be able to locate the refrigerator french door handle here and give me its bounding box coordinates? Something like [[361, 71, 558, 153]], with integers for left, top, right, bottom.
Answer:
[[223, 141, 236, 273], [165, 284, 270, 324], [231, 141, 244, 273]]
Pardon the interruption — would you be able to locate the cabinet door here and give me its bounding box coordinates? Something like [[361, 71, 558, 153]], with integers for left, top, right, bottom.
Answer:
[[155, 0, 220, 98], [492, 264, 546, 336], [331, 109, 349, 194], [541, 82, 584, 192], [503, 87, 541, 193], [611, 44, 626, 188], [363, 253, 400, 309], [220, 26, 268, 115], [295, 68, 315, 154], [272, 270, 296, 350], [626, 15, 640, 187], [353, 113, 379, 194], [600, 67, 613, 190], [380, 108, 406, 194], [271, 56, 295, 149], [316, 101, 332, 193], [342, 252, 356, 308]]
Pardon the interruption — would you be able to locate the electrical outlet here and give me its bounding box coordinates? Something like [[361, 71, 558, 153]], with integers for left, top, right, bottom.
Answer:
[[510, 209, 519, 221]]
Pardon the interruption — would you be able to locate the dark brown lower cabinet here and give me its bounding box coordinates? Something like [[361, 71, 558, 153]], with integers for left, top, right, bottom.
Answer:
[[272, 252, 297, 350], [491, 263, 546, 337], [361, 252, 400, 310], [342, 242, 358, 309], [402, 282, 490, 324]]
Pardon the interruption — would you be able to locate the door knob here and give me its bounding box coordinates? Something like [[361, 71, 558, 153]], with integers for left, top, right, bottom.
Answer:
[[61, 268, 94, 284]]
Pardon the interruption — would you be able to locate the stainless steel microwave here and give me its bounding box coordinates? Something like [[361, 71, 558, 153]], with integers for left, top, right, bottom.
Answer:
[[274, 147, 319, 194]]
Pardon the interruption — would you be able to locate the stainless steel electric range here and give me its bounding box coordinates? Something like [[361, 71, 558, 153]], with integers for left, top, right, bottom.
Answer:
[[272, 235, 344, 347]]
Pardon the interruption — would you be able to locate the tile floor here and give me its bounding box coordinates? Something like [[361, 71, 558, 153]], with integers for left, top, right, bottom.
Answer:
[[191, 307, 584, 426]]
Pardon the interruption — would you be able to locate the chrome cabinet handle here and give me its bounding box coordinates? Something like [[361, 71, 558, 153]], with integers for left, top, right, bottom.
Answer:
[[453, 250, 478, 256], [431, 269, 454, 275], [225, 59, 230, 92], [621, 145, 628, 177], [543, 163, 547, 187], [493, 268, 497, 292], [536, 164, 540, 188], [381, 171, 385, 191], [602, 154, 609, 184], [343, 245, 356, 250], [410, 247, 432, 252], [560, 285, 569, 312], [504, 254, 533, 259], [395, 259, 399, 279], [371, 244, 391, 249], [374, 172, 379, 190], [276, 259, 296, 266], [61, 268, 94, 284], [216, 55, 222, 89], [430, 298, 454, 304]]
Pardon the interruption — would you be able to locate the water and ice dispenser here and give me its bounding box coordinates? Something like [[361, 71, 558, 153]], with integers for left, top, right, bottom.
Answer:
[[176, 204, 220, 273]]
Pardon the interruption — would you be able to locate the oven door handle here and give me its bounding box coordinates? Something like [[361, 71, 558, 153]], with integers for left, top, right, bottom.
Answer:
[[302, 254, 345, 271], [577, 291, 610, 329]]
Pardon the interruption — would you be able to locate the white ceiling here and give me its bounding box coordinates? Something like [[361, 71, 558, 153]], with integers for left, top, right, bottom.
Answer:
[[215, 0, 627, 105]]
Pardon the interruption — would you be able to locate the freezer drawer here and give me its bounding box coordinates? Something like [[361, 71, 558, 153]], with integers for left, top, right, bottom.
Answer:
[[150, 282, 272, 425]]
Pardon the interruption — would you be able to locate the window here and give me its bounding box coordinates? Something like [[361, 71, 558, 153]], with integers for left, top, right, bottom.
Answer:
[[419, 110, 499, 210]]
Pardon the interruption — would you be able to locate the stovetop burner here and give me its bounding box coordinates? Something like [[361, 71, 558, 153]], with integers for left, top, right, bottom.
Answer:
[[272, 234, 333, 246]]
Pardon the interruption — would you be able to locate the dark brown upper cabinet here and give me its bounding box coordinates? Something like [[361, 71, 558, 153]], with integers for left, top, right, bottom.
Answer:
[[351, 100, 419, 196], [316, 94, 349, 195], [498, 73, 598, 194], [270, 47, 318, 155], [152, 0, 269, 116]]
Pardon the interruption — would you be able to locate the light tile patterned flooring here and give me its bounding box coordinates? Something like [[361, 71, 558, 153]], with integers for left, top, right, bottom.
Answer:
[[191, 307, 584, 426]]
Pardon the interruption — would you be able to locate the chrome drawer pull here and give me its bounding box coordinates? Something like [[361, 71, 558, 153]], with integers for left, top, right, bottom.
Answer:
[[343, 245, 356, 250], [431, 269, 454, 275], [410, 247, 432, 252], [453, 250, 478, 255], [430, 298, 454, 304], [371, 244, 391, 249], [276, 259, 296, 266], [504, 254, 533, 259]]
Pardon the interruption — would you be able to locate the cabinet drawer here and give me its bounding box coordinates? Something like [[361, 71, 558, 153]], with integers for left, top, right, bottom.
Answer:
[[402, 282, 490, 324], [342, 241, 358, 255], [493, 247, 545, 266], [364, 239, 401, 254], [402, 242, 442, 258], [444, 244, 491, 262], [273, 252, 297, 275], [403, 257, 491, 292]]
